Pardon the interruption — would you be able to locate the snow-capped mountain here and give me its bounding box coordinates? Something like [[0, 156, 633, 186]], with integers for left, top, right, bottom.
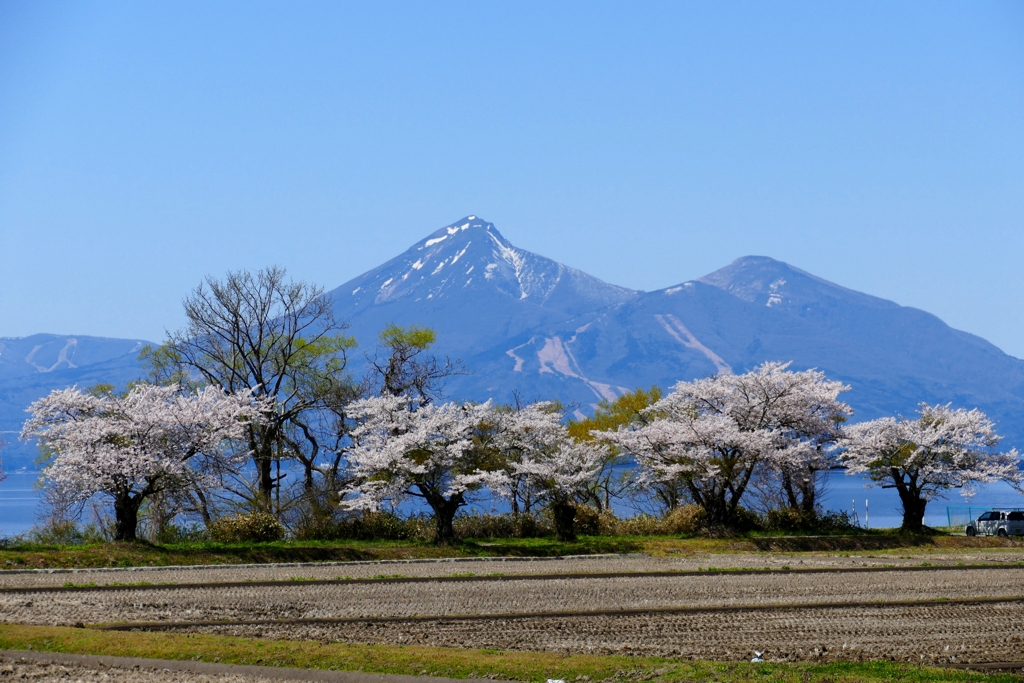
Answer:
[[329, 221, 1024, 449], [328, 216, 637, 358], [513, 256, 1024, 431], [6, 216, 1024, 468]]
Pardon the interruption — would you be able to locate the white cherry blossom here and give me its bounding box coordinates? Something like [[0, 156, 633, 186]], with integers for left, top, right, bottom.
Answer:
[[486, 402, 607, 540], [22, 384, 265, 540], [842, 403, 1022, 530], [340, 395, 494, 542], [601, 362, 851, 526]]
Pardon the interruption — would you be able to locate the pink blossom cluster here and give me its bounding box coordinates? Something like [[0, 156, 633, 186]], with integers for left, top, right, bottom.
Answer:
[[485, 402, 608, 508], [21, 384, 266, 502], [341, 395, 495, 509], [842, 403, 1023, 500], [340, 397, 607, 511], [603, 362, 851, 493]]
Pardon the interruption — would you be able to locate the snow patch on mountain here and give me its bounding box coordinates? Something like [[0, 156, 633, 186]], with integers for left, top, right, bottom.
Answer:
[[506, 344, 528, 372], [535, 333, 623, 402], [26, 338, 79, 372], [538, 337, 577, 377], [766, 279, 786, 307], [654, 313, 733, 375]]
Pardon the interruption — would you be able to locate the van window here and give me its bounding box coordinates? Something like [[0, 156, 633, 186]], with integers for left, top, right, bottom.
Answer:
[[1008, 511, 1024, 521]]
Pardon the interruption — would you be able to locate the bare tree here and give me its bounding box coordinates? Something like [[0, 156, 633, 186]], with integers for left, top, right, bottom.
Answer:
[[156, 267, 356, 510]]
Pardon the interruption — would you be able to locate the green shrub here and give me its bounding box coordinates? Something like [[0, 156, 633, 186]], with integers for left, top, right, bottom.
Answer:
[[209, 512, 285, 543], [300, 511, 434, 541], [613, 513, 662, 536], [453, 513, 552, 539], [813, 510, 860, 533], [725, 506, 763, 533], [763, 507, 859, 533], [570, 505, 602, 535], [355, 511, 431, 541], [26, 520, 108, 546], [153, 523, 207, 544], [764, 507, 813, 531]]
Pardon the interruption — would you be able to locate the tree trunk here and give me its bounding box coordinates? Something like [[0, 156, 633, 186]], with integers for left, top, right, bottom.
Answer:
[[898, 491, 927, 532], [781, 471, 800, 510], [800, 477, 817, 515], [252, 425, 277, 509], [303, 461, 315, 492], [552, 501, 577, 542], [425, 493, 463, 544], [255, 449, 274, 510], [193, 488, 213, 528], [699, 490, 729, 528], [113, 492, 143, 542]]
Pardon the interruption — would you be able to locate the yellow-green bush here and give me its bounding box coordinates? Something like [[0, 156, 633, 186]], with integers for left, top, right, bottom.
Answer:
[[209, 512, 285, 543], [659, 504, 708, 534]]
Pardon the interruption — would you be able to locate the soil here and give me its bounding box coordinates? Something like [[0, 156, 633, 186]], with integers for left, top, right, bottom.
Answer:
[[5, 555, 1024, 666], [179, 600, 1024, 665], [0, 654, 272, 682], [3, 550, 1023, 589]]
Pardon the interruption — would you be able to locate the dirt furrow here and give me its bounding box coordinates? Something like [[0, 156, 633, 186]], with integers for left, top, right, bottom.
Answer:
[[3, 568, 1023, 626], [174, 601, 1024, 664], [4, 551, 1024, 588]]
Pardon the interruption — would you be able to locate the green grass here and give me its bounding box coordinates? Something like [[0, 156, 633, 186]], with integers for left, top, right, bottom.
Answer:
[[0, 624, 1017, 682], [1, 533, 1023, 570]]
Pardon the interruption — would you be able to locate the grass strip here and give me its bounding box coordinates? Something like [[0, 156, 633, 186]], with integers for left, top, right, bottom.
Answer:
[[2, 534, 1024, 571], [0, 624, 1019, 683]]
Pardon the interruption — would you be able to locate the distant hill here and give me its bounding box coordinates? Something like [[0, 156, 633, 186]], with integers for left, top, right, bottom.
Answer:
[[329, 217, 1024, 448], [5, 215, 1024, 469], [476, 256, 1024, 434], [0, 335, 151, 469]]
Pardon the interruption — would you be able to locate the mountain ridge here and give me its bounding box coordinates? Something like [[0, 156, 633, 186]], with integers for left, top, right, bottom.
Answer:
[[3, 215, 1023, 469]]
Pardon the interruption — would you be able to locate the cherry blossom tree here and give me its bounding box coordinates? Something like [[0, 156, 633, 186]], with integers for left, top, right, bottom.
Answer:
[[340, 395, 494, 543], [842, 403, 1022, 531], [729, 364, 851, 514], [487, 402, 607, 541], [568, 387, 663, 512], [22, 384, 264, 541], [601, 362, 851, 527]]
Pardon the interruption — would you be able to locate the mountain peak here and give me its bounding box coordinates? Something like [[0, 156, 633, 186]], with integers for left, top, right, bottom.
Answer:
[[416, 216, 494, 248], [696, 255, 877, 309], [331, 216, 635, 312]]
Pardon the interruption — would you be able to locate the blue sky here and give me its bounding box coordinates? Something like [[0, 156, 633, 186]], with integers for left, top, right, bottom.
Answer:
[[2, 2, 1023, 356]]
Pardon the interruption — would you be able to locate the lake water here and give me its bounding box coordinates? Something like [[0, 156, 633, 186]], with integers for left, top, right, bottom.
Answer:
[[819, 472, 1024, 529], [2, 469, 1023, 538], [0, 471, 43, 538]]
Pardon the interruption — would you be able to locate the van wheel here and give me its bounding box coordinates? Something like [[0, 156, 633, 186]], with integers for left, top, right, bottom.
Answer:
[[998, 529, 1008, 537], [966, 527, 976, 536]]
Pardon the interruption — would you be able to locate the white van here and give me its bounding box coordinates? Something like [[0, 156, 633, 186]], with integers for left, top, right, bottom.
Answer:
[[965, 510, 1024, 537]]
